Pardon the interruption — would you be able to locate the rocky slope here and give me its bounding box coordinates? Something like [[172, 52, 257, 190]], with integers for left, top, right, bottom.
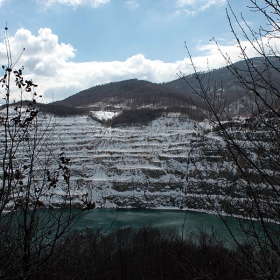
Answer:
[[34, 112, 269, 216], [1, 107, 279, 219], [40, 109, 277, 218], [50, 114, 199, 209]]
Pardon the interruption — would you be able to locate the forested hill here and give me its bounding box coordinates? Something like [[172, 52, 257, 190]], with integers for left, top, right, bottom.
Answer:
[[52, 79, 206, 125], [53, 79, 205, 111], [162, 56, 280, 106], [48, 56, 280, 125]]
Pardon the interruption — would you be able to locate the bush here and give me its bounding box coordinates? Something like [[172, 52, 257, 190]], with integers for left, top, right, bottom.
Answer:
[[37, 225, 252, 280]]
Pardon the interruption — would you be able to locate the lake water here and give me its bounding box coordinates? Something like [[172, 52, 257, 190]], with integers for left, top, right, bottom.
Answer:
[[76, 208, 243, 244]]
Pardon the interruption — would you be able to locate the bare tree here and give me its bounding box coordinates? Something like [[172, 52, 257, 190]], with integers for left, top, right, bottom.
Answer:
[[0, 26, 85, 280], [182, 1, 280, 278]]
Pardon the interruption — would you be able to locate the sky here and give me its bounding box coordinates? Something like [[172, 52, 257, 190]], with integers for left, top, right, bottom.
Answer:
[[0, 0, 273, 102]]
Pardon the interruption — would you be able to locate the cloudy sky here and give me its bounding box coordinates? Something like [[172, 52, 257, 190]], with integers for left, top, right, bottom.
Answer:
[[0, 0, 270, 102]]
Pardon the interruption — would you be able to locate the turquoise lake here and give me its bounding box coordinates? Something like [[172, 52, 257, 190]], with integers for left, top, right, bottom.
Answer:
[[75, 208, 245, 245]]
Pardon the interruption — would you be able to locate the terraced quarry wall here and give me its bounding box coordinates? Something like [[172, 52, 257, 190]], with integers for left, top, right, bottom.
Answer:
[[2, 112, 279, 218], [50, 115, 241, 214]]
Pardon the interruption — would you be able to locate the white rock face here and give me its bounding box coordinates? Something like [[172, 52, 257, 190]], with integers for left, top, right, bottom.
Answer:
[[53, 114, 200, 209], [2, 110, 278, 218]]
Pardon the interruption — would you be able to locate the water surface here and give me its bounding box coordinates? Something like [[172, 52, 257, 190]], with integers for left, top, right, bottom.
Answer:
[[77, 208, 242, 243]]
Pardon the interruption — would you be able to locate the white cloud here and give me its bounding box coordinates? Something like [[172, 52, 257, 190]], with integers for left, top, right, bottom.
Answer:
[[45, 0, 110, 8], [0, 27, 275, 103], [0, 0, 5, 6], [176, 0, 226, 13], [1, 28, 75, 77], [125, 0, 139, 10]]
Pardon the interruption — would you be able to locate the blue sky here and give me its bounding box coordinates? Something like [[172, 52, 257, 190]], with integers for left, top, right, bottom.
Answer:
[[0, 0, 271, 102]]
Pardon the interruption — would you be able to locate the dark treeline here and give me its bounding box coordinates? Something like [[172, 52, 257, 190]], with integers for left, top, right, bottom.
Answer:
[[105, 107, 204, 127], [0, 102, 88, 117], [106, 108, 164, 127], [1, 225, 261, 280], [0, 100, 203, 127], [37, 103, 88, 117]]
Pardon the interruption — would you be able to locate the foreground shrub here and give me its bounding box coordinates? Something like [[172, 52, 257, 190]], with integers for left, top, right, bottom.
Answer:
[[31, 225, 253, 280]]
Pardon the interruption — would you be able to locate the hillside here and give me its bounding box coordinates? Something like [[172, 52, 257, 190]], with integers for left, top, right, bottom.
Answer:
[[48, 56, 280, 126], [53, 79, 202, 109], [163, 56, 280, 94], [52, 79, 206, 125], [163, 56, 280, 115]]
